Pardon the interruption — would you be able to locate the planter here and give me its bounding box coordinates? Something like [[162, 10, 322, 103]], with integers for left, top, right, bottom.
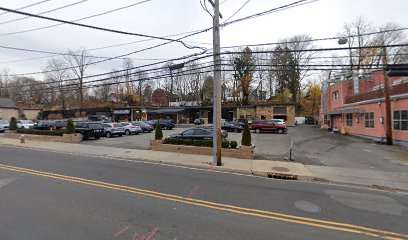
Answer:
[[4, 132, 82, 143], [150, 140, 255, 159]]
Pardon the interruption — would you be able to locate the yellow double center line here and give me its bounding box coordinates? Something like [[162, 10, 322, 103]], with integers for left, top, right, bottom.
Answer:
[[0, 163, 406, 240]]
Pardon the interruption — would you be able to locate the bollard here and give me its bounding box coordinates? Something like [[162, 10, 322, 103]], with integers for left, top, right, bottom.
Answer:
[[20, 134, 25, 144]]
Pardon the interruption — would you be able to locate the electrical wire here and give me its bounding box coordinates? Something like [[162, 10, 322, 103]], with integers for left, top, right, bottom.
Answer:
[[0, 0, 153, 37], [0, 0, 89, 25], [0, 0, 53, 16], [223, 0, 251, 23]]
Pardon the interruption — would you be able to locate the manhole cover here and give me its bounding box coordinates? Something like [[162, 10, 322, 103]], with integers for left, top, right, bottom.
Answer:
[[271, 167, 289, 172]]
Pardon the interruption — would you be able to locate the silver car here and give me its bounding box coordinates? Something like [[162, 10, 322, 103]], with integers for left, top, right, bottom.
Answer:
[[102, 123, 125, 138], [0, 120, 9, 132], [120, 122, 142, 135], [17, 120, 35, 129]]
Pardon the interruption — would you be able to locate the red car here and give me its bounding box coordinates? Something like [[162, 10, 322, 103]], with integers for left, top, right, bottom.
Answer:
[[250, 120, 288, 134]]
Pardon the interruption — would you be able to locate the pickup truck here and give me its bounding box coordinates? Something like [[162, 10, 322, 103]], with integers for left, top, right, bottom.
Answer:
[[74, 122, 104, 140], [250, 120, 287, 134]]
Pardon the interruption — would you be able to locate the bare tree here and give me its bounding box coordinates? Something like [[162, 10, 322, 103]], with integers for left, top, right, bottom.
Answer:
[[64, 47, 94, 109], [122, 58, 134, 95], [43, 58, 70, 109]]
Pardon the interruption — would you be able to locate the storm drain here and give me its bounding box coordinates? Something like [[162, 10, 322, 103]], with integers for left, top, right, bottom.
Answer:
[[267, 172, 298, 180]]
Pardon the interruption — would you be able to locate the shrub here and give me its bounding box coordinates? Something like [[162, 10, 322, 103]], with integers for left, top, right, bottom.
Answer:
[[241, 123, 252, 146], [155, 120, 163, 140], [230, 140, 238, 149], [17, 129, 64, 136], [192, 139, 202, 146], [222, 140, 230, 148], [162, 138, 170, 144], [183, 139, 193, 145], [202, 139, 213, 147], [65, 119, 75, 134], [9, 117, 17, 130]]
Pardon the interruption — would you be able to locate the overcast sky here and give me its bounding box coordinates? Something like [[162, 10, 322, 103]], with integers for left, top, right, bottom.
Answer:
[[0, 0, 407, 78]]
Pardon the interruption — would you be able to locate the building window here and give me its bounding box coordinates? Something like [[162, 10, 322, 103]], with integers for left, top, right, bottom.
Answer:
[[273, 107, 287, 114], [346, 113, 353, 126], [364, 112, 374, 128], [333, 91, 339, 101], [393, 110, 408, 131], [324, 115, 328, 125]]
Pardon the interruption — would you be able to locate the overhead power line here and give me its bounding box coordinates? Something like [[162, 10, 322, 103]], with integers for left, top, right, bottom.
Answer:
[[0, 0, 53, 16], [0, 0, 321, 75], [0, 0, 89, 25], [223, 0, 251, 23], [221, 0, 319, 27]]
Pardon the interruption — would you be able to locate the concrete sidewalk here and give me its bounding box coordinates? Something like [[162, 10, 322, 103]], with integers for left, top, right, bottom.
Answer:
[[0, 137, 407, 192]]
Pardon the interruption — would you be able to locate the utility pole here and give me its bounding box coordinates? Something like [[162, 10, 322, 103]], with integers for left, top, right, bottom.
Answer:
[[210, 0, 222, 166], [382, 46, 393, 145]]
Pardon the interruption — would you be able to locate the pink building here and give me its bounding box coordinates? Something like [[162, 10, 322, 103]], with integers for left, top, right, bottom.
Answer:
[[320, 70, 408, 147]]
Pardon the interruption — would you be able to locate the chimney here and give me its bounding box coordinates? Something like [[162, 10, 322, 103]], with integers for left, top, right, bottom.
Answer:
[[353, 70, 359, 94]]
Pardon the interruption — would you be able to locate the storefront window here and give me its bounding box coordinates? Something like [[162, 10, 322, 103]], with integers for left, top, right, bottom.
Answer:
[[346, 113, 353, 126], [393, 110, 408, 131], [364, 112, 374, 128]]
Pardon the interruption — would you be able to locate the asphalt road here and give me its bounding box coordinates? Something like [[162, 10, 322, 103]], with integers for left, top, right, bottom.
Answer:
[[0, 145, 407, 239]]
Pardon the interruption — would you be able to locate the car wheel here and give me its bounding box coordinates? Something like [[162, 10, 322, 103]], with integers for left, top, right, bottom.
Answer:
[[255, 128, 261, 133], [95, 136, 101, 140], [82, 134, 88, 141], [106, 132, 112, 138], [234, 128, 238, 133], [125, 129, 130, 135], [277, 128, 284, 134]]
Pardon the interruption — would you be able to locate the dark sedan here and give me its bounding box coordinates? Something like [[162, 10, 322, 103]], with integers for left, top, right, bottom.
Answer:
[[132, 121, 154, 133], [168, 128, 228, 140], [221, 121, 243, 132]]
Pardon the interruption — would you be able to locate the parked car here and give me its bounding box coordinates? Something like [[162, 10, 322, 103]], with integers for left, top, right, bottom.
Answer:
[[145, 120, 157, 127], [272, 119, 286, 125], [132, 121, 154, 133], [0, 120, 9, 132], [250, 120, 287, 134], [120, 122, 142, 135], [33, 120, 67, 130], [102, 123, 125, 138], [168, 128, 228, 140], [74, 122, 104, 140], [194, 118, 205, 125], [230, 120, 244, 127], [221, 120, 243, 132], [17, 120, 35, 129], [234, 116, 254, 124], [159, 119, 175, 130]]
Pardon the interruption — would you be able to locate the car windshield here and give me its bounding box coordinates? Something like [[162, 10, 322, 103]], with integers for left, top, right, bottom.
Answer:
[[22, 120, 34, 124], [0, 120, 8, 124]]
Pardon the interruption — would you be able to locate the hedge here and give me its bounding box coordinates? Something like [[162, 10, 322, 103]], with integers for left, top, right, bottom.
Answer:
[[17, 129, 65, 136], [230, 140, 238, 149], [163, 138, 238, 149]]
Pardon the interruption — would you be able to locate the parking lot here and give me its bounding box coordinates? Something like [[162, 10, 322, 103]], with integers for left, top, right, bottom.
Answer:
[[82, 125, 408, 171], [82, 125, 292, 158]]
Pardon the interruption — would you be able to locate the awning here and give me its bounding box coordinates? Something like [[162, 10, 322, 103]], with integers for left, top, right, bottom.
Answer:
[[325, 108, 365, 115], [148, 108, 185, 114]]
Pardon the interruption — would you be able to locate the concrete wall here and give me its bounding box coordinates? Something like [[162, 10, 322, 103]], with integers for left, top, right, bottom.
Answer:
[[150, 140, 255, 159], [5, 132, 82, 143], [0, 108, 19, 120]]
